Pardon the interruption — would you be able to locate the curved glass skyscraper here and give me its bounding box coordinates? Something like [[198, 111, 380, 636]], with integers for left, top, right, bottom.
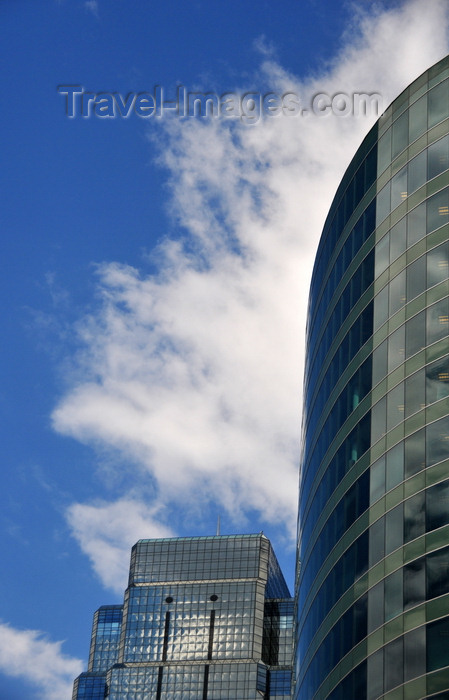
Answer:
[[296, 56, 449, 700]]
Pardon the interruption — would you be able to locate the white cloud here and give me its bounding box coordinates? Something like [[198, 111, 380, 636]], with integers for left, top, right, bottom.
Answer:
[[66, 498, 174, 592], [84, 0, 98, 18], [53, 0, 449, 587], [0, 622, 82, 700]]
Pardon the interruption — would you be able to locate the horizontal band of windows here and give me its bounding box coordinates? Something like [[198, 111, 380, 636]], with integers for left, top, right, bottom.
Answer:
[[302, 343, 449, 561], [299, 438, 449, 645], [297, 457, 449, 645], [299, 487, 449, 672]]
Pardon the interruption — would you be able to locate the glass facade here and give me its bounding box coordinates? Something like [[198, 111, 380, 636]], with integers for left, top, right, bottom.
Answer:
[[295, 56, 449, 700], [73, 534, 293, 699]]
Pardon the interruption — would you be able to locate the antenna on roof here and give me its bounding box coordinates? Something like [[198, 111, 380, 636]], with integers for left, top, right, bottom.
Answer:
[[216, 515, 221, 536]]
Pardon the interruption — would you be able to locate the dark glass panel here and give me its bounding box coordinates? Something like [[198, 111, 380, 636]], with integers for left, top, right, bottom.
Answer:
[[384, 568, 403, 621], [426, 355, 449, 404], [427, 415, 449, 467], [427, 616, 449, 672], [406, 311, 426, 358], [405, 428, 426, 478], [427, 481, 449, 532], [367, 649, 383, 700], [404, 491, 426, 543], [404, 625, 426, 682], [386, 503, 403, 555], [427, 546, 449, 599], [384, 636, 403, 691], [407, 254, 427, 301], [404, 557, 426, 609]]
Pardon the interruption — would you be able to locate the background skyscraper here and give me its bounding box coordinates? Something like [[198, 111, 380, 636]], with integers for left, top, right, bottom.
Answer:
[[295, 56, 449, 699], [73, 534, 293, 699]]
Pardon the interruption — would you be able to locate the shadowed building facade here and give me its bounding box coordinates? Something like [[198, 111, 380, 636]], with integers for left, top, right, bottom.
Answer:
[[73, 534, 293, 699], [295, 56, 449, 700]]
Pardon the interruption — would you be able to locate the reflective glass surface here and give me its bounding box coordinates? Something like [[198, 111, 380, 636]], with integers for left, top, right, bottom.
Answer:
[[296, 55, 449, 700]]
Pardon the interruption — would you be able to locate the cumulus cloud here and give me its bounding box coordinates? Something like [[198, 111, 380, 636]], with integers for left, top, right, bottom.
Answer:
[[66, 498, 174, 592], [53, 0, 449, 589], [0, 622, 82, 700]]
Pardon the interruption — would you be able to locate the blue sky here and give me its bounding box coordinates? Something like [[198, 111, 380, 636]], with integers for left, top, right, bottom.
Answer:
[[1, 1, 448, 697]]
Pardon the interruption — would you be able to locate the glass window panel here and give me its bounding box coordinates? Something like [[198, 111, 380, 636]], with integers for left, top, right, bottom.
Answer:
[[428, 134, 449, 180], [384, 636, 403, 691], [370, 456, 385, 504], [426, 546, 449, 598], [427, 241, 449, 287], [392, 111, 408, 159], [404, 491, 425, 543], [384, 568, 403, 621], [388, 324, 405, 372], [407, 201, 426, 246], [371, 396, 386, 444], [404, 625, 426, 682], [427, 297, 449, 345], [389, 270, 406, 315], [428, 78, 449, 129], [406, 311, 426, 358], [407, 254, 427, 301], [390, 217, 407, 263], [404, 557, 426, 609], [408, 149, 427, 194], [427, 187, 449, 233], [386, 442, 404, 491], [427, 481, 449, 532], [374, 285, 389, 331], [368, 582, 384, 633], [405, 428, 426, 478], [369, 517, 385, 568], [387, 383, 405, 432], [409, 94, 427, 142], [385, 503, 403, 555], [426, 355, 449, 403], [391, 165, 408, 210], [375, 233, 390, 277], [405, 368, 425, 418], [378, 129, 391, 175], [427, 616, 449, 672], [377, 181, 391, 225], [373, 339, 388, 386], [367, 648, 383, 700]]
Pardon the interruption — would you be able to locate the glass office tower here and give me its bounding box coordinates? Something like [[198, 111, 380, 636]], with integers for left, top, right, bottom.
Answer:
[[73, 534, 293, 699], [295, 56, 449, 700]]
